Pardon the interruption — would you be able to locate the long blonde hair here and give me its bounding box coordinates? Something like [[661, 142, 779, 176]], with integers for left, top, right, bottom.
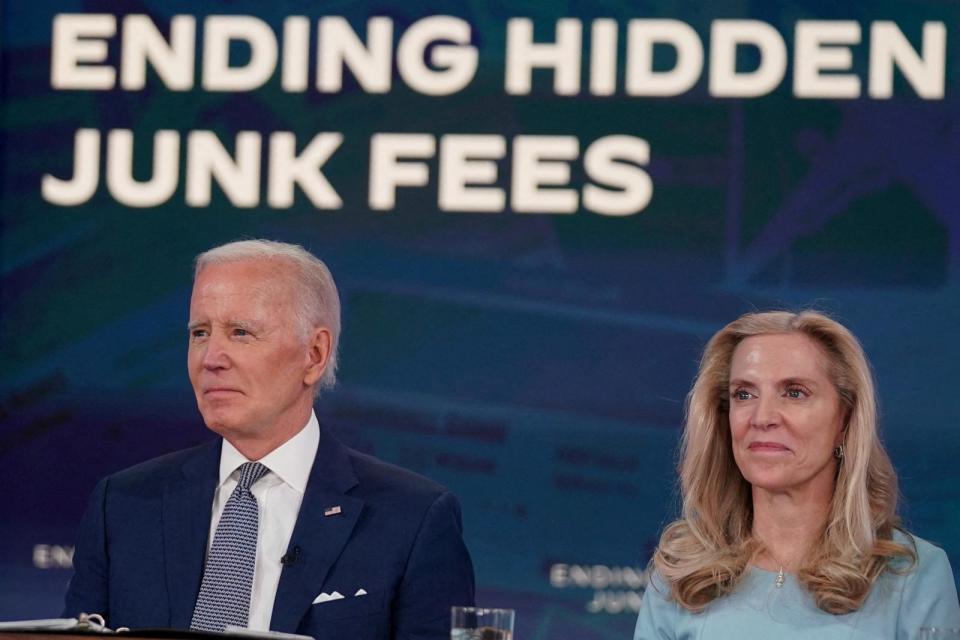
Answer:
[[654, 310, 915, 614]]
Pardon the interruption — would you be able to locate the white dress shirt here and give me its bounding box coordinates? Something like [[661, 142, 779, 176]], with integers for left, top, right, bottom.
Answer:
[[207, 411, 320, 631]]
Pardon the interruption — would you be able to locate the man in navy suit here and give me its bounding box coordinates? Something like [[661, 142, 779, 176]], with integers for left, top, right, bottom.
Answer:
[[64, 240, 475, 639]]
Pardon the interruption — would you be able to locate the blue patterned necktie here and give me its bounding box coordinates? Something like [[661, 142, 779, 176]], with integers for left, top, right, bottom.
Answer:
[[191, 462, 270, 632]]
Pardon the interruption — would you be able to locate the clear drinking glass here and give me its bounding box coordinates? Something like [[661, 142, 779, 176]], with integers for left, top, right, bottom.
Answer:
[[916, 628, 960, 640], [451, 606, 515, 640]]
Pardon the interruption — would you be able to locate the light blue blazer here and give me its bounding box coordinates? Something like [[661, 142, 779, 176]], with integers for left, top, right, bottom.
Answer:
[[635, 534, 960, 640]]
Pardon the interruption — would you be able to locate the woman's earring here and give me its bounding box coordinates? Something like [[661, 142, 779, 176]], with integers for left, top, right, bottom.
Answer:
[[833, 444, 844, 460]]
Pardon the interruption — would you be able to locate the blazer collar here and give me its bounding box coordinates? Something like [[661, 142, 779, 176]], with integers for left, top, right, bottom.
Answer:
[[270, 426, 363, 633], [163, 439, 221, 629]]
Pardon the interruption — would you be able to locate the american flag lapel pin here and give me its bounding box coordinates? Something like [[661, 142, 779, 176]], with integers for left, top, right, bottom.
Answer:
[[324, 505, 342, 517]]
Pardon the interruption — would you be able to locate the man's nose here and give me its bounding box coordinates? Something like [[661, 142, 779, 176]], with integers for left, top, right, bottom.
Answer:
[[201, 333, 231, 370]]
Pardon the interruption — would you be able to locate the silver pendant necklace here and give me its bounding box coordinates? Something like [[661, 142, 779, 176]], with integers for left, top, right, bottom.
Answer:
[[775, 565, 785, 588], [761, 545, 790, 588]]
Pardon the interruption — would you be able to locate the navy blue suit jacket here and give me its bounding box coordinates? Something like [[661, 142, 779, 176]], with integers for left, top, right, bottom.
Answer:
[[63, 427, 475, 640]]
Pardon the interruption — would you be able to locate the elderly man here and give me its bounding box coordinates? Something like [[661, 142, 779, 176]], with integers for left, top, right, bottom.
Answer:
[[64, 240, 475, 640]]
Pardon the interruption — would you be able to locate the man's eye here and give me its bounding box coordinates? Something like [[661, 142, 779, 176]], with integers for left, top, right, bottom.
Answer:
[[233, 328, 249, 337], [191, 329, 208, 339]]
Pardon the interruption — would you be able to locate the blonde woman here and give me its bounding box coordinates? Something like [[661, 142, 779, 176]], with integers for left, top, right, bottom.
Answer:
[[635, 311, 960, 639]]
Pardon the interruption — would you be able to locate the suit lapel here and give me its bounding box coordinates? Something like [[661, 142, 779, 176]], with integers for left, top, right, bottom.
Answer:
[[270, 429, 363, 633], [163, 440, 221, 629]]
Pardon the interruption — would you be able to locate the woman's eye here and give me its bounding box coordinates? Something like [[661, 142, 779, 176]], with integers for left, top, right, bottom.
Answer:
[[785, 387, 807, 399], [733, 390, 751, 400]]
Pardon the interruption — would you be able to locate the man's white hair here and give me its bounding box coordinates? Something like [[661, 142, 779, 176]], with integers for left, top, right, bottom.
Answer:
[[194, 239, 341, 390]]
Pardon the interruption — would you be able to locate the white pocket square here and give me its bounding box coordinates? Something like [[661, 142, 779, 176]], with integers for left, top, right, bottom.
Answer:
[[354, 588, 367, 596], [312, 591, 344, 604]]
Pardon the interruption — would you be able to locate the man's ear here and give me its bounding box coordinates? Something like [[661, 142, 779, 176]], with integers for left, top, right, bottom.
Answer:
[[303, 327, 332, 386]]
